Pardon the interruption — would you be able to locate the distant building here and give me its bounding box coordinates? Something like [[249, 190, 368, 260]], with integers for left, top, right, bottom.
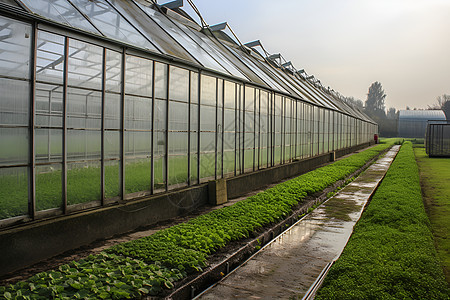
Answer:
[[398, 110, 446, 138]]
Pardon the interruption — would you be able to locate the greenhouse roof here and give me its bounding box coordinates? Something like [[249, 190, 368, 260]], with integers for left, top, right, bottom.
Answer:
[[3, 0, 375, 123], [398, 110, 446, 121]]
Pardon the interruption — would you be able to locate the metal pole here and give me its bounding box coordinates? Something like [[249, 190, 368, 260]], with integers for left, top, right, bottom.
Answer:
[[28, 22, 37, 219], [214, 78, 219, 180], [151, 61, 155, 193], [197, 72, 201, 183], [253, 88, 256, 171], [100, 48, 106, 205], [234, 83, 239, 176], [120, 49, 125, 200], [258, 89, 261, 169], [165, 65, 170, 191], [242, 83, 245, 173], [221, 80, 225, 178], [62, 36, 69, 213], [187, 71, 191, 186]]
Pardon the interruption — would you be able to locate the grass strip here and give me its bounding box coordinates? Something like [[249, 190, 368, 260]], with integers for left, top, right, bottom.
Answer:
[[316, 142, 450, 300], [415, 147, 450, 282], [0, 142, 394, 299]]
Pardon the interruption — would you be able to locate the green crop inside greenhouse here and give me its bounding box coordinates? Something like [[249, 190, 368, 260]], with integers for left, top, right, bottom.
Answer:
[[0, 0, 377, 225]]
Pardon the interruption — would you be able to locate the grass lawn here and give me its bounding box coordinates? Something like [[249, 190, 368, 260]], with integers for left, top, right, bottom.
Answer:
[[415, 147, 450, 283]]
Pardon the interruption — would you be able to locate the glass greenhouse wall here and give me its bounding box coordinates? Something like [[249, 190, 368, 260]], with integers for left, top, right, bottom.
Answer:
[[0, 0, 377, 224], [426, 121, 450, 157]]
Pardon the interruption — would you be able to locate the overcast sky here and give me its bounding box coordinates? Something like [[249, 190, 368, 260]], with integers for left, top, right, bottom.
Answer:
[[181, 0, 450, 111]]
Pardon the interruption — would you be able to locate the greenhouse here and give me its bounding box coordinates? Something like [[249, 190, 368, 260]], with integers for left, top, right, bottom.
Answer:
[[398, 110, 446, 138], [426, 120, 450, 157], [0, 0, 377, 227]]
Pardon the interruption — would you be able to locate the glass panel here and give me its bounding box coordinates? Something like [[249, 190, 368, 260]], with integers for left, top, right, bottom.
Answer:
[[200, 130, 215, 181], [244, 149, 254, 171], [19, 0, 99, 34], [190, 72, 199, 104], [181, 26, 246, 80], [153, 154, 165, 190], [125, 55, 153, 97], [190, 104, 198, 131], [125, 95, 152, 130], [105, 160, 120, 199], [105, 130, 119, 159], [68, 39, 102, 90], [154, 98, 167, 132], [169, 101, 188, 131], [35, 83, 63, 128], [169, 67, 189, 102], [0, 0, 21, 7], [0, 127, 28, 166], [67, 88, 102, 129], [67, 161, 101, 206], [200, 105, 216, 132], [135, 2, 231, 75], [125, 130, 151, 158], [223, 44, 288, 93], [125, 131, 151, 195], [35, 128, 62, 163], [224, 109, 235, 132], [168, 132, 188, 185], [190, 131, 198, 183], [155, 62, 167, 99], [110, 0, 201, 60], [105, 92, 120, 130], [200, 152, 215, 180], [223, 149, 235, 176], [0, 167, 28, 219], [200, 75, 216, 106], [36, 164, 62, 212], [36, 31, 65, 84], [106, 50, 122, 93], [224, 81, 235, 109], [67, 130, 101, 161], [0, 16, 30, 78], [0, 78, 29, 126], [69, 0, 156, 50]]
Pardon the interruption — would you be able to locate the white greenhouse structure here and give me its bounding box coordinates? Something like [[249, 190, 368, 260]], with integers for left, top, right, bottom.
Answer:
[[0, 0, 377, 226]]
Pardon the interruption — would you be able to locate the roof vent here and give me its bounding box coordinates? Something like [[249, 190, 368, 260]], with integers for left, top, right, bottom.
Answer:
[[244, 40, 262, 48], [209, 22, 227, 32], [161, 0, 183, 9]]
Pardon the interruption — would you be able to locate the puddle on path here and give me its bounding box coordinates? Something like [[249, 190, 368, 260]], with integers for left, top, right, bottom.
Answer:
[[197, 146, 400, 299]]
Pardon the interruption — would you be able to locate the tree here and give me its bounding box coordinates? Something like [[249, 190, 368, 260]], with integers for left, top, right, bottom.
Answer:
[[365, 81, 386, 119], [428, 94, 450, 120], [344, 96, 364, 110], [442, 99, 450, 120], [386, 107, 397, 119]]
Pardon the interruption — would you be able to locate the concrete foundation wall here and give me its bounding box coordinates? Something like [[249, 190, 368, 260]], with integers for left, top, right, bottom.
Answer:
[[0, 142, 372, 277]]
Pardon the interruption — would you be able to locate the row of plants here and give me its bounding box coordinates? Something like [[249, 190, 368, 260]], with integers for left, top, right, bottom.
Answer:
[[1, 141, 395, 299], [316, 142, 450, 299]]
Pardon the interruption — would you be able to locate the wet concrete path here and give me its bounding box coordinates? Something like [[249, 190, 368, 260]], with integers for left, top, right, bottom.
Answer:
[[197, 146, 400, 299]]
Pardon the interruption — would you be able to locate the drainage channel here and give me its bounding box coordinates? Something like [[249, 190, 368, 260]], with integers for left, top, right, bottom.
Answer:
[[194, 145, 400, 300]]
